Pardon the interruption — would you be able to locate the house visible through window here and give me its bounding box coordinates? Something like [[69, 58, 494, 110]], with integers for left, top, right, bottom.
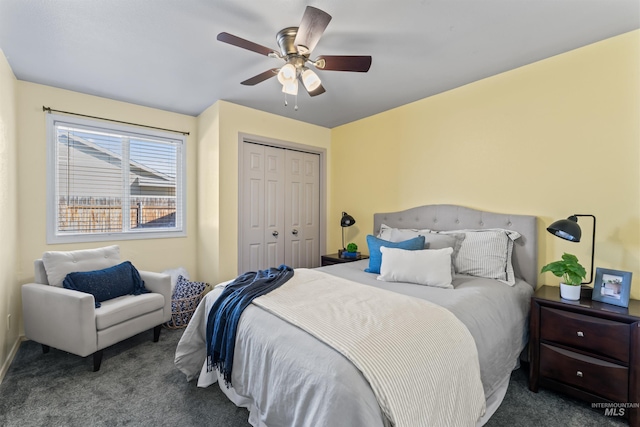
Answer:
[[46, 114, 186, 243]]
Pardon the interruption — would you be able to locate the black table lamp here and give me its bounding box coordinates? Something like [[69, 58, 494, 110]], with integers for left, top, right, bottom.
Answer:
[[340, 212, 356, 250], [547, 214, 596, 284]]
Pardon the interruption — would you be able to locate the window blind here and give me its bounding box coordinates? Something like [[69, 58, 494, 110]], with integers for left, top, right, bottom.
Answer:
[[48, 115, 185, 242]]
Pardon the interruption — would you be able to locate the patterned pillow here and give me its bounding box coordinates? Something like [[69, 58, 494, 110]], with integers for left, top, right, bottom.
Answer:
[[168, 275, 208, 327]]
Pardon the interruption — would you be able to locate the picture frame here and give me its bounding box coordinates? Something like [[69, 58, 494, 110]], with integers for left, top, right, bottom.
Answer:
[[592, 268, 632, 308]]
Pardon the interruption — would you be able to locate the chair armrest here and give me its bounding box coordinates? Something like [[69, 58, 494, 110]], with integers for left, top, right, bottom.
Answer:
[[140, 271, 171, 322], [21, 283, 97, 357]]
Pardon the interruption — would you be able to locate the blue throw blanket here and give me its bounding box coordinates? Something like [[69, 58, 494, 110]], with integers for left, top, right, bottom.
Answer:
[[206, 265, 294, 386]]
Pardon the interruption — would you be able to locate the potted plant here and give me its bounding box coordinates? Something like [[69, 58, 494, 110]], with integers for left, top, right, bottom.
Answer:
[[342, 243, 359, 259], [540, 253, 586, 300]]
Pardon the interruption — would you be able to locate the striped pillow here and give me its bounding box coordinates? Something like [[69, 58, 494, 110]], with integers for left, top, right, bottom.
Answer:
[[441, 229, 520, 286]]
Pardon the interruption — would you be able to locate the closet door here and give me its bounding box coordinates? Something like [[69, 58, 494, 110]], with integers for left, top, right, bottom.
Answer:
[[284, 150, 320, 269], [241, 143, 285, 272], [263, 146, 286, 267], [240, 142, 320, 273]]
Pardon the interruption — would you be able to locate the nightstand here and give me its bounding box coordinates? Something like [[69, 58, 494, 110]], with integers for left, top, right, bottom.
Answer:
[[321, 253, 369, 267], [529, 285, 640, 426]]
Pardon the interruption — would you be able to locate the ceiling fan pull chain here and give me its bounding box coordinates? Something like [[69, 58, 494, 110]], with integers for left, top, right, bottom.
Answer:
[[294, 93, 298, 111], [284, 93, 288, 107]]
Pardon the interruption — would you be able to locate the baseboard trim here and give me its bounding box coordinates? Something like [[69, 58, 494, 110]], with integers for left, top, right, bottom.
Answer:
[[0, 335, 25, 385]]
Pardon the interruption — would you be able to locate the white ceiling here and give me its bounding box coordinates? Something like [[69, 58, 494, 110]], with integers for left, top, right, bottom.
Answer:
[[1, 0, 638, 128]]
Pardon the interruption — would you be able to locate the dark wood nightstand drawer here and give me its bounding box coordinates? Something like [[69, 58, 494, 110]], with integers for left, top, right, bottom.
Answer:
[[540, 307, 630, 363], [540, 344, 629, 402]]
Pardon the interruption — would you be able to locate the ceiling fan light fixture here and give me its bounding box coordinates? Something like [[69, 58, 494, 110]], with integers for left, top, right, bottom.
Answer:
[[217, 6, 372, 103], [282, 79, 299, 95], [277, 63, 297, 85], [302, 69, 321, 91]]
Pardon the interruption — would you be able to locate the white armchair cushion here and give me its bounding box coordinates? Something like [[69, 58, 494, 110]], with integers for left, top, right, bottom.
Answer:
[[95, 293, 165, 330], [42, 245, 120, 287]]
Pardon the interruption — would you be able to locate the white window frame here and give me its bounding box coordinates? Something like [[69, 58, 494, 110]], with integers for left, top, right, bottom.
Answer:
[[46, 113, 187, 244]]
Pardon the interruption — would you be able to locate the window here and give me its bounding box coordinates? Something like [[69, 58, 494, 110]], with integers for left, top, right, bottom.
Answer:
[[46, 114, 186, 243]]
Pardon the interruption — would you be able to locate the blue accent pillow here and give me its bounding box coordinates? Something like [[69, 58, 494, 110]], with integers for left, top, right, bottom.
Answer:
[[63, 261, 148, 308], [364, 235, 426, 274]]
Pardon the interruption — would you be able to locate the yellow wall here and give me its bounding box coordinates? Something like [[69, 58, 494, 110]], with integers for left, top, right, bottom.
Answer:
[[331, 30, 640, 297], [0, 50, 20, 380], [16, 83, 200, 288], [197, 101, 332, 283]]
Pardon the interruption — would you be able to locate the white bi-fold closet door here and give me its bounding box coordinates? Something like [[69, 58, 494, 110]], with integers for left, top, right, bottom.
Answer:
[[240, 141, 320, 273]]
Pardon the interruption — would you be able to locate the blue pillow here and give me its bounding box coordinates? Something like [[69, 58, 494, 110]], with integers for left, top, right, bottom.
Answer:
[[364, 235, 426, 274], [63, 261, 148, 308]]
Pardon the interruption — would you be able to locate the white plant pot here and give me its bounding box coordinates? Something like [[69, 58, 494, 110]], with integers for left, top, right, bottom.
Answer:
[[560, 283, 581, 300]]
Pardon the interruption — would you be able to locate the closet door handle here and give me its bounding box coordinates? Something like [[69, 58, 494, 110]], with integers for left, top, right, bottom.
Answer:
[[292, 229, 299, 235], [272, 231, 279, 237]]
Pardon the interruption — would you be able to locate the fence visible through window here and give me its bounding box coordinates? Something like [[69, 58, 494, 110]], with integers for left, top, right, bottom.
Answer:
[[57, 196, 176, 233]]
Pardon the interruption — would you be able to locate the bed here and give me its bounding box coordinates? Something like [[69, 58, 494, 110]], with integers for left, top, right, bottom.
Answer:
[[175, 204, 538, 426]]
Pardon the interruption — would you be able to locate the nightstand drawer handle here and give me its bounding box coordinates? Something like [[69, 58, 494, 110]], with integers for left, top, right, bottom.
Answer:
[[576, 371, 583, 377], [577, 331, 584, 337]]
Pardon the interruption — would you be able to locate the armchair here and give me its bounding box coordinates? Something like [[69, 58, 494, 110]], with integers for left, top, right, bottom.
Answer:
[[21, 246, 171, 371]]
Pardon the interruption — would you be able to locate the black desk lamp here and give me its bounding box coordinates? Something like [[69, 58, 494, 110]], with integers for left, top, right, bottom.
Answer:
[[546, 214, 596, 285], [340, 212, 356, 251]]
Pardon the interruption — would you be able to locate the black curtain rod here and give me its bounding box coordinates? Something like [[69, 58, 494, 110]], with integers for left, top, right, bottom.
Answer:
[[42, 106, 190, 136]]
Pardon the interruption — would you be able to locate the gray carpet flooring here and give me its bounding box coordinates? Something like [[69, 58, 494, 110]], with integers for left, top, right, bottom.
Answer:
[[0, 328, 628, 426]]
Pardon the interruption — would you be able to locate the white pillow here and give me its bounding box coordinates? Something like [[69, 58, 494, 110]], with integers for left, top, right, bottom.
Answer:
[[376, 224, 464, 276], [377, 247, 453, 289], [378, 224, 464, 251], [378, 224, 430, 244], [41, 245, 121, 287]]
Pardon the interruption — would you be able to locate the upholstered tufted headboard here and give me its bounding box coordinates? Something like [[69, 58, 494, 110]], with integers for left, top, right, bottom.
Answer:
[[373, 205, 538, 287]]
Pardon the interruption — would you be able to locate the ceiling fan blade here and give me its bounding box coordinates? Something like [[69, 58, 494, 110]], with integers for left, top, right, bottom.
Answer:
[[293, 6, 332, 54], [308, 84, 326, 97], [217, 32, 276, 56], [316, 55, 372, 72], [241, 69, 279, 86]]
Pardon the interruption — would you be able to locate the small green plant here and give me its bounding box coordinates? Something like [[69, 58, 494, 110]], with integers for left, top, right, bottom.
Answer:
[[540, 253, 586, 286], [346, 242, 358, 253]]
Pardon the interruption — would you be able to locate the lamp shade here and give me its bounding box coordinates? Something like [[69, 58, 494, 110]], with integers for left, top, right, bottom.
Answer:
[[302, 69, 321, 92], [277, 63, 297, 85], [341, 212, 356, 227], [281, 79, 298, 95], [547, 215, 581, 242]]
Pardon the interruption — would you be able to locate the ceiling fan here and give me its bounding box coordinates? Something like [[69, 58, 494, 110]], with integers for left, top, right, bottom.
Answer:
[[217, 6, 372, 102]]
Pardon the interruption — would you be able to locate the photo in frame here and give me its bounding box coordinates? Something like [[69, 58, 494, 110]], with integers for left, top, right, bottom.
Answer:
[[592, 267, 632, 308]]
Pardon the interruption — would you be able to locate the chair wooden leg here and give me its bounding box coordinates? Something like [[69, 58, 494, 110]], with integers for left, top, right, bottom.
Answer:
[[93, 350, 103, 372], [42, 344, 50, 354], [153, 325, 161, 342]]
